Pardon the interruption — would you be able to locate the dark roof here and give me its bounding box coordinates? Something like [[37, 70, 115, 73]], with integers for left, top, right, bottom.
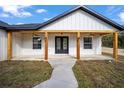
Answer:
[[1, 6, 124, 31], [7, 23, 41, 30], [0, 21, 41, 30], [0, 21, 9, 29]]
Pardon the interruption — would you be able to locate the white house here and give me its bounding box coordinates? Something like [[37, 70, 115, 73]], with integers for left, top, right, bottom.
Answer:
[[0, 6, 123, 62]]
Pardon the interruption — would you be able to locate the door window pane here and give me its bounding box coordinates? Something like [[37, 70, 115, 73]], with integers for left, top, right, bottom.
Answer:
[[63, 38, 67, 50], [56, 38, 61, 50]]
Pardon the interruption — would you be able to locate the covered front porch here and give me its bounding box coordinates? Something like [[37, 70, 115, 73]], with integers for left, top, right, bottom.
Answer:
[[7, 30, 118, 62]]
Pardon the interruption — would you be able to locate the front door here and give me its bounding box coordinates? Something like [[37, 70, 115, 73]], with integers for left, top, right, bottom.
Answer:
[[55, 36, 69, 54]]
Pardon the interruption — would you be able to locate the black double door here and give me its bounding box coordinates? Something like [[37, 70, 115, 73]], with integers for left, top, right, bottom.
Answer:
[[55, 36, 69, 54]]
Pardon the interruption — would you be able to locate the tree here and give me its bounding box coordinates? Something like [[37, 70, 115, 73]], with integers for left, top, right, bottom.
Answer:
[[102, 33, 124, 49]]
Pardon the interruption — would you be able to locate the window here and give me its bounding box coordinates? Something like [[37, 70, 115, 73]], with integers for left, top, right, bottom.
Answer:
[[84, 37, 92, 49], [33, 36, 41, 49]]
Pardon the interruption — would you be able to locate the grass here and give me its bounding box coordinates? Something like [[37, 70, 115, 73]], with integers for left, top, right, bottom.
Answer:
[[0, 61, 52, 88], [73, 55, 124, 88]]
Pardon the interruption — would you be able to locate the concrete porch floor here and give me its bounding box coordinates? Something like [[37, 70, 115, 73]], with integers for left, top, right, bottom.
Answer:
[[11, 55, 44, 61], [11, 54, 113, 61]]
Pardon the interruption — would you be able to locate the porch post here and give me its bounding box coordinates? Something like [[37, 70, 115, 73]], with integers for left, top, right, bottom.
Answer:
[[113, 32, 118, 62], [7, 31, 12, 60], [77, 32, 80, 62], [44, 32, 48, 61]]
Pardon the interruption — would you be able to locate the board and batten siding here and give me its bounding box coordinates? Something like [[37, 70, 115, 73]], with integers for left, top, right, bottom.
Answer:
[[12, 33, 101, 57], [40, 10, 115, 30], [12, 33, 44, 56], [21, 33, 44, 56], [48, 33, 77, 55], [47, 33, 102, 56], [0, 29, 7, 61], [12, 32, 22, 57], [80, 35, 101, 55]]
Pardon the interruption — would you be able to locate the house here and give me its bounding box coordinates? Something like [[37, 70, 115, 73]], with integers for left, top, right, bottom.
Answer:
[[0, 6, 124, 62]]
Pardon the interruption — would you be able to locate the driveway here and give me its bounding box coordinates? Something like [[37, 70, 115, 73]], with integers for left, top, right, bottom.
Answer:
[[102, 47, 124, 56], [34, 59, 78, 88]]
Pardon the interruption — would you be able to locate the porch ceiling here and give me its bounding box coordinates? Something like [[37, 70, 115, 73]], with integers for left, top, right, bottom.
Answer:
[[14, 30, 115, 33], [14, 30, 115, 36]]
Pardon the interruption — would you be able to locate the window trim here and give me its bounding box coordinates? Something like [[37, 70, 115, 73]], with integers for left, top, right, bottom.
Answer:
[[83, 36, 93, 49], [32, 35, 42, 49]]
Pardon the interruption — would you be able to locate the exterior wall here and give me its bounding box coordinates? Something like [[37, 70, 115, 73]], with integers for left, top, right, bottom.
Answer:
[[40, 10, 115, 30], [0, 29, 7, 61], [48, 33, 77, 56], [48, 33, 101, 56], [21, 33, 44, 56], [80, 35, 101, 55], [12, 33, 101, 57], [13, 33, 44, 56], [12, 32, 22, 57]]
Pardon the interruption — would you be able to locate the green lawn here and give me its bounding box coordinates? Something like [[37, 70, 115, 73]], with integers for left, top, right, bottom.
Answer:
[[0, 61, 52, 88], [73, 59, 124, 88]]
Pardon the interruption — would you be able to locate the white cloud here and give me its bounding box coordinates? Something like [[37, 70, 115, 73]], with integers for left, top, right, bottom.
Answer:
[[106, 6, 116, 12], [21, 11, 32, 16], [0, 13, 9, 17], [0, 5, 32, 17], [16, 23, 24, 25], [118, 12, 124, 22], [36, 9, 47, 13], [106, 6, 124, 15], [43, 17, 52, 21], [111, 11, 124, 25]]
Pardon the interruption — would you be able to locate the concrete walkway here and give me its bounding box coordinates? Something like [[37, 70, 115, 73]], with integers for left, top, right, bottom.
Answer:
[[34, 59, 78, 88]]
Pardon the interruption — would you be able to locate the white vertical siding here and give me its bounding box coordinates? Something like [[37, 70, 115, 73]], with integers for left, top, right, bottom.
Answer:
[[13, 32, 22, 57], [21, 33, 44, 56], [13, 33, 44, 57], [12, 33, 102, 57], [0, 29, 7, 61], [48, 33, 77, 56], [47, 33, 101, 56], [94, 36, 102, 54], [40, 10, 115, 30], [48, 34, 55, 55], [69, 34, 76, 56], [80, 35, 101, 55]]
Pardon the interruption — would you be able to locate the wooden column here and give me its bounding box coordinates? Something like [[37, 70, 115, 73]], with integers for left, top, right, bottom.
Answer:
[[113, 32, 118, 62], [44, 32, 48, 61], [7, 31, 12, 60], [77, 32, 80, 62]]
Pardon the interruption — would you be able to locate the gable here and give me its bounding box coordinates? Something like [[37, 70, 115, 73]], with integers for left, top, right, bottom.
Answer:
[[40, 10, 116, 31]]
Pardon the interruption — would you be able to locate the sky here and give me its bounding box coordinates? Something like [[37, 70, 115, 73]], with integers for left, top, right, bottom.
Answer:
[[0, 5, 124, 25]]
